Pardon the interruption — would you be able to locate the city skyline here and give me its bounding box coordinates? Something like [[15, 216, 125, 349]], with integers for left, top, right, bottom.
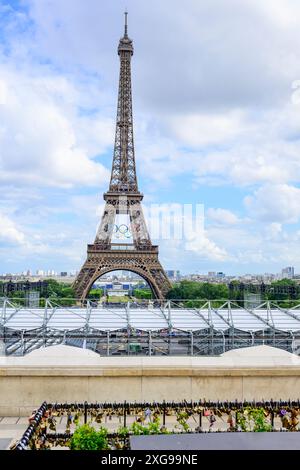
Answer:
[[1, 1, 300, 275], [0, 265, 297, 280]]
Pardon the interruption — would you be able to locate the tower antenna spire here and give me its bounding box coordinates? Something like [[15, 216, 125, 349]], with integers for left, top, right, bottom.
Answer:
[[124, 10, 128, 37]]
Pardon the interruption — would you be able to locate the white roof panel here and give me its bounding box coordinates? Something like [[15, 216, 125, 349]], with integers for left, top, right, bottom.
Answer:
[[2, 304, 300, 333]]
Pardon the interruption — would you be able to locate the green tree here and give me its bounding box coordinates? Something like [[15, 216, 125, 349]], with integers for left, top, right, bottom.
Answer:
[[167, 281, 229, 303], [45, 279, 76, 306], [87, 288, 104, 300], [9, 290, 25, 306], [266, 279, 299, 307], [133, 289, 153, 299]]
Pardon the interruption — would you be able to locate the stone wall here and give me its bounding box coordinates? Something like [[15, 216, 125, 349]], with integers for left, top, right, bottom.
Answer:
[[1, 359, 300, 415]]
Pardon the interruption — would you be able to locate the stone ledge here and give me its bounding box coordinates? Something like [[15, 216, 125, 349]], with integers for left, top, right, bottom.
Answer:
[[1, 366, 300, 377]]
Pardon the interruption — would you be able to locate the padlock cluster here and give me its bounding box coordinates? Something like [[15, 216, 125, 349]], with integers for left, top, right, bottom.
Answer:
[[12, 399, 300, 450]]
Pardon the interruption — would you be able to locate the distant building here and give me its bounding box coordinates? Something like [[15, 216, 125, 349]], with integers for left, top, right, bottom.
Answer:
[[241, 274, 254, 281], [106, 281, 132, 297], [282, 267, 295, 279], [166, 270, 180, 281], [47, 270, 57, 277], [66, 271, 77, 277], [216, 272, 225, 279], [208, 271, 216, 277], [60, 272, 68, 277]]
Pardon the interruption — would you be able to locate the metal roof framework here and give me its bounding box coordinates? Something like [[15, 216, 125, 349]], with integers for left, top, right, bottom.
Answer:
[[1, 299, 300, 356]]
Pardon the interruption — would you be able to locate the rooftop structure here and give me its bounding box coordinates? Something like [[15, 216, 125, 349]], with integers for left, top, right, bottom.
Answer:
[[1, 300, 300, 356]]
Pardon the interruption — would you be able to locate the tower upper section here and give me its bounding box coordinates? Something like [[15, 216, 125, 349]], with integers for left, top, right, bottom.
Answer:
[[109, 12, 138, 194]]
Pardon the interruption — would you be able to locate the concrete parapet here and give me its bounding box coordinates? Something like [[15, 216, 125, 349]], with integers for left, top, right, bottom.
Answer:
[[0, 345, 299, 415]]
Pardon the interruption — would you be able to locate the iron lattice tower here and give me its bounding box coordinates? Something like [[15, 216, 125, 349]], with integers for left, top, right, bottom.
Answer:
[[73, 14, 171, 300], [110, 12, 137, 193]]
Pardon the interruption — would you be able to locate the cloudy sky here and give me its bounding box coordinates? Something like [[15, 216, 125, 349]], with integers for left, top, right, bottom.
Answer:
[[1, 0, 300, 275]]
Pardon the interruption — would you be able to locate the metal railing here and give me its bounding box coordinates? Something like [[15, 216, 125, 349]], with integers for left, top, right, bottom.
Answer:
[[14, 399, 300, 450]]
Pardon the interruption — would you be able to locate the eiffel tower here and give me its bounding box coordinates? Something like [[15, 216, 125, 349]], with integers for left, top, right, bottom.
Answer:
[[73, 13, 171, 301]]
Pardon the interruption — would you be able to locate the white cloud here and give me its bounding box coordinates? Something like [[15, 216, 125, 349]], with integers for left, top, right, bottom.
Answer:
[[207, 208, 240, 225], [0, 212, 25, 245], [244, 184, 300, 224], [168, 110, 246, 147], [259, 0, 300, 29], [181, 209, 228, 261], [205, 220, 300, 269], [190, 104, 300, 188], [185, 233, 228, 261], [0, 68, 111, 188], [263, 222, 283, 240], [132, 102, 300, 193]]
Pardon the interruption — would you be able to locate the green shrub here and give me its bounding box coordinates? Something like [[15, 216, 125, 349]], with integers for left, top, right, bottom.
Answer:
[[69, 424, 108, 450], [117, 417, 169, 436], [236, 408, 272, 432]]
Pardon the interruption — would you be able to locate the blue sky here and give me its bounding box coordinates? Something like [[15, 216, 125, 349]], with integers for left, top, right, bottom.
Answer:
[[1, 0, 300, 275]]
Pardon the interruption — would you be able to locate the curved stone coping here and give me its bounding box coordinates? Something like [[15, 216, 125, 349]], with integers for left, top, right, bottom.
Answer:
[[1, 345, 300, 376]]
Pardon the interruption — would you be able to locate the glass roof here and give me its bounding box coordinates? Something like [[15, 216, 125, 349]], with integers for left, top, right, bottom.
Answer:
[[1, 301, 300, 333]]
